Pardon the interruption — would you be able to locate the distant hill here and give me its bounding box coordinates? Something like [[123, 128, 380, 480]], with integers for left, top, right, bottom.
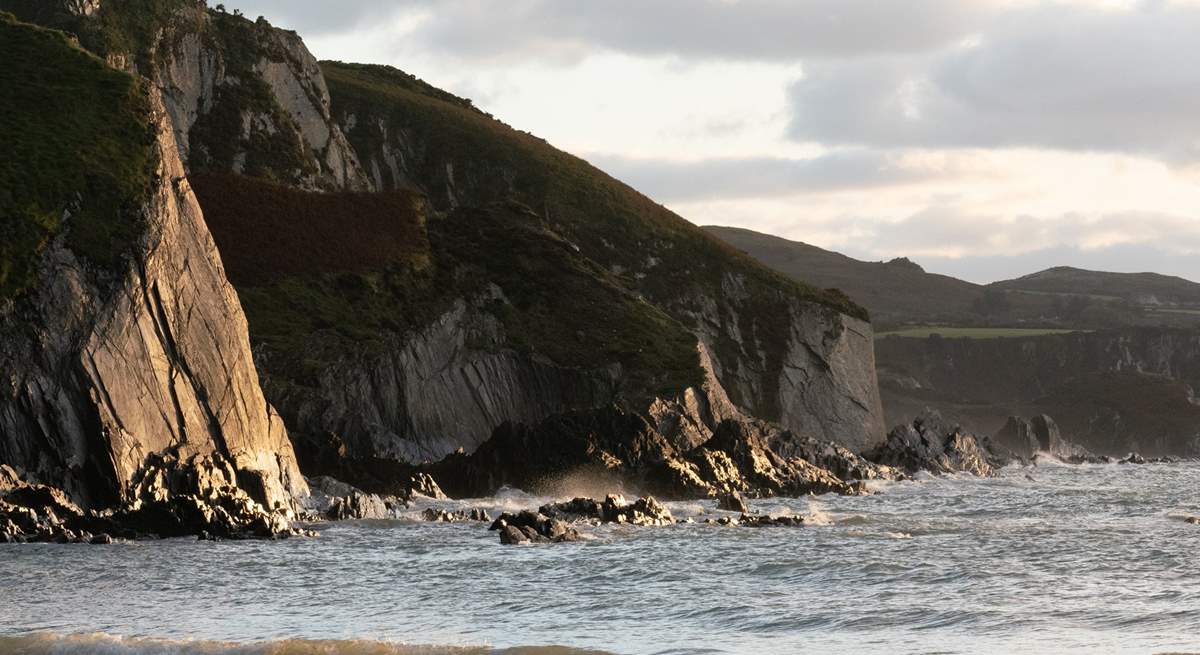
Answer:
[[991, 266, 1200, 306], [703, 226, 981, 328], [705, 226, 1200, 330]]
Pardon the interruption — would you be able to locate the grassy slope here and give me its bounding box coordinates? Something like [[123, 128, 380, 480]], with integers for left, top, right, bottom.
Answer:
[[320, 63, 867, 325], [192, 174, 702, 397], [0, 12, 156, 300], [705, 225, 981, 329]]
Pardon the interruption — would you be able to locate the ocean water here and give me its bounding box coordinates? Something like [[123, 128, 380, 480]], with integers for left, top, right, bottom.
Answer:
[[2, 460, 1199, 655]]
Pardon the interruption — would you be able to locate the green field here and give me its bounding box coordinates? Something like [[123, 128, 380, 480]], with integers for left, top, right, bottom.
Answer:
[[876, 326, 1083, 339]]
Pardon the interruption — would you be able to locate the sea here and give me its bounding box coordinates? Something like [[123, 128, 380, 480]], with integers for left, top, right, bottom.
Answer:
[[2, 459, 1198, 655]]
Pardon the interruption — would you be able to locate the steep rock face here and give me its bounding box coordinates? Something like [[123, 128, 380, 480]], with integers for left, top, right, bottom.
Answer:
[[153, 9, 369, 190], [685, 279, 885, 453], [273, 301, 621, 464], [0, 87, 306, 510]]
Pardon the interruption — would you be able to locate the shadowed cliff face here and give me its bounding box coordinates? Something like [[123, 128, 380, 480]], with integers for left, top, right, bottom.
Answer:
[[876, 330, 1200, 457], [0, 15, 305, 510]]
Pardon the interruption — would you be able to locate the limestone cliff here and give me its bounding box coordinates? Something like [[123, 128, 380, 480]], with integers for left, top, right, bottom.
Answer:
[[0, 14, 305, 511]]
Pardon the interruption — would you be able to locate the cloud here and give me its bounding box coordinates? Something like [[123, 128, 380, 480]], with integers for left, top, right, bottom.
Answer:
[[220, 0, 412, 34], [837, 207, 1200, 261], [588, 151, 946, 202], [787, 3, 1200, 160], [229, 0, 994, 61]]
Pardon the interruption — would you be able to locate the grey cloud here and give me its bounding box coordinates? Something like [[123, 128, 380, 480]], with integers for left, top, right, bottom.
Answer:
[[230, 0, 992, 61], [222, 1, 412, 34], [589, 151, 935, 202], [787, 4, 1200, 160]]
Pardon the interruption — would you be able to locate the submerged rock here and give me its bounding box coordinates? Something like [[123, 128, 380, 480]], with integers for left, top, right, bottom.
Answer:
[[421, 508, 492, 523], [490, 510, 582, 544]]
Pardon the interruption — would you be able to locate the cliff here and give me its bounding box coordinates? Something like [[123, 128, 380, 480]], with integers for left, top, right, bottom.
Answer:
[[4, 2, 888, 510], [876, 329, 1200, 456], [0, 14, 305, 516]]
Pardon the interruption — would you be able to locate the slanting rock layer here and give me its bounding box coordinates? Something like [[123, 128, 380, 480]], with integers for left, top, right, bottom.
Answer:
[[992, 415, 1093, 462], [0, 16, 305, 539]]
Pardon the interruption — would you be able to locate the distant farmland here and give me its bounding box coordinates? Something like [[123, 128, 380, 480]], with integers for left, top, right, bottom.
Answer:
[[876, 326, 1084, 339]]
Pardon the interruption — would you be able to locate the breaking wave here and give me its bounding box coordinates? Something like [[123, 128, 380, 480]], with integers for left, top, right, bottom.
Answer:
[[0, 633, 611, 655]]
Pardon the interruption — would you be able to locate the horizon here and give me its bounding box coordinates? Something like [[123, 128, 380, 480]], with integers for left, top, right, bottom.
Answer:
[[224, 0, 1200, 285]]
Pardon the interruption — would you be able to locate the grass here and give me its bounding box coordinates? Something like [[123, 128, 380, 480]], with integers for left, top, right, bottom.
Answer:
[[194, 175, 702, 397], [0, 12, 157, 300], [876, 326, 1084, 339]]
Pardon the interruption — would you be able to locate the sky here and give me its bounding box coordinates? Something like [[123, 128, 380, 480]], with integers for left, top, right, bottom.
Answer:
[[224, 0, 1200, 284]]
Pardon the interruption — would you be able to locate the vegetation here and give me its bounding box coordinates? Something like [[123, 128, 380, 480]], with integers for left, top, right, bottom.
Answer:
[[876, 327, 1084, 340], [0, 12, 157, 300], [193, 175, 702, 397], [320, 61, 868, 326]]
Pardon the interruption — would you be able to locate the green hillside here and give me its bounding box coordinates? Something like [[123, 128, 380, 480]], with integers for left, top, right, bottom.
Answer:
[[0, 12, 156, 300]]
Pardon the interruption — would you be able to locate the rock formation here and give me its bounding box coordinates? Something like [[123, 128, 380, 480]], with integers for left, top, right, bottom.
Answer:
[[992, 414, 1092, 462], [0, 14, 305, 538], [864, 411, 1000, 477]]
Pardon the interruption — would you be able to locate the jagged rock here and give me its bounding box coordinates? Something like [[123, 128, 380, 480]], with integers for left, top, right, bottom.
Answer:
[[490, 510, 582, 544], [716, 491, 749, 513], [1120, 452, 1147, 465], [737, 514, 806, 528], [326, 492, 400, 521], [600, 495, 674, 526], [865, 411, 998, 476], [407, 473, 447, 500], [421, 508, 491, 523]]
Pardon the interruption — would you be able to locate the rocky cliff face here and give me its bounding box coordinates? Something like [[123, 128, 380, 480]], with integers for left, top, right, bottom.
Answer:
[[876, 329, 1200, 456], [0, 78, 306, 512], [319, 62, 887, 456], [153, 9, 369, 190]]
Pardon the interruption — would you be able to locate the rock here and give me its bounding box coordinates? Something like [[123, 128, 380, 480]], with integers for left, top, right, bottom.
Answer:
[[1120, 452, 1147, 465], [993, 415, 1093, 462], [737, 514, 806, 528], [490, 510, 581, 545], [90, 533, 114, 545], [407, 473, 447, 500], [421, 508, 491, 523], [716, 491, 749, 513], [865, 411, 998, 476], [326, 492, 399, 521], [1185, 516, 1199, 525], [600, 495, 674, 526]]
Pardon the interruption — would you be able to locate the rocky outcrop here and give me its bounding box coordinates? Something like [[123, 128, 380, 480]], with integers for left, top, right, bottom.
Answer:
[[992, 415, 1092, 462], [685, 283, 886, 453], [865, 411, 1000, 477], [0, 88, 306, 525], [428, 348, 893, 501]]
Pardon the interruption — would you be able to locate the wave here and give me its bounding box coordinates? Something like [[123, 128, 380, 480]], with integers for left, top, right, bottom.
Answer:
[[0, 633, 613, 655]]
